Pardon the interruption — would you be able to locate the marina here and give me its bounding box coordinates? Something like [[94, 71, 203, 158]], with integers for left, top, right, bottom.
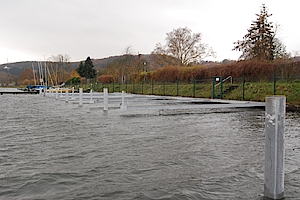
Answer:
[[0, 89, 299, 199], [0, 88, 38, 95]]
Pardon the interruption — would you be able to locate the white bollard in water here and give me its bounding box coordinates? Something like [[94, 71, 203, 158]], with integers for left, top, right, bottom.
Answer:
[[79, 88, 83, 107], [60, 88, 63, 98], [120, 91, 127, 110], [103, 88, 108, 111], [71, 87, 75, 100], [65, 88, 69, 103], [90, 89, 94, 104], [264, 96, 286, 199], [55, 88, 59, 100]]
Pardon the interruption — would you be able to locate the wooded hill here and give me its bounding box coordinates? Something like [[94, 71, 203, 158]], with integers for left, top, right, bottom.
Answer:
[[1, 54, 300, 86], [0, 54, 162, 78]]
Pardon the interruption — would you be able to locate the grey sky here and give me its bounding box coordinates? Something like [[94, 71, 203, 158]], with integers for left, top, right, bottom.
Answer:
[[1, 0, 299, 64]]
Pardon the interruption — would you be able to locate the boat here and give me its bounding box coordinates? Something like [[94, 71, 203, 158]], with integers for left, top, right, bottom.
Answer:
[[20, 85, 50, 92]]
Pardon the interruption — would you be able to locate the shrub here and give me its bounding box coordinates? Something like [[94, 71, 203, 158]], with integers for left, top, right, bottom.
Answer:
[[98, 75, 113, 83]]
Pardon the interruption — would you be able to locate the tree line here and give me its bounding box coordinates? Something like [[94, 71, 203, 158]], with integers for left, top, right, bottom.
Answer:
[[17, 4, 297, 86]]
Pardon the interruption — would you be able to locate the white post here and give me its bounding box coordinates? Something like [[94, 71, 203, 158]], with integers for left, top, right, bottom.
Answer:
[[90, 89, 94, 104], [60, 88, 63, 98], [71, 87, 75, 100], [65, 88, 69, 103], [120, 91, 127, 110], [103, 88, 108, 111], [55, 88, 59, 100], [79, 88, 83, 107], [264, 96, 286, 199]]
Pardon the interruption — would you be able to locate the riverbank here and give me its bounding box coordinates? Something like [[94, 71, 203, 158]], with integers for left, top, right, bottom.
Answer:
[[3, 84, 300, 112], [63, 81, 300, 110]]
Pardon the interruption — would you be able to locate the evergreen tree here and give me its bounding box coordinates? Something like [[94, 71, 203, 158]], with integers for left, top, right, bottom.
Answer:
[[233, 4, 281, 60], [76, 61, 85, 77], [76, 57, 97, 79]]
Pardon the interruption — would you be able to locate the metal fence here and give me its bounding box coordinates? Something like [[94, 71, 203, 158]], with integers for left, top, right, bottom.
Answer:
[[65, 75, 300, 104]]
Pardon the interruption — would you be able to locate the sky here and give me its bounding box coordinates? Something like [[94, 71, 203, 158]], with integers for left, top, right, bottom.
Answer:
[[1, 0, 300, 65]]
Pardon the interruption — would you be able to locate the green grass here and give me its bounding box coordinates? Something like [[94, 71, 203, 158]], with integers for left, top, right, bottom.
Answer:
[[67, 80, 300, 106]]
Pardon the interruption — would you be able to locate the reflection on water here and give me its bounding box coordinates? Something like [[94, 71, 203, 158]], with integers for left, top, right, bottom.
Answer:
[[0, 94, 299, 199]]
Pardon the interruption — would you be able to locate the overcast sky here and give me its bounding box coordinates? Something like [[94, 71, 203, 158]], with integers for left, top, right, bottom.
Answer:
[[1, 0, 300, 65]]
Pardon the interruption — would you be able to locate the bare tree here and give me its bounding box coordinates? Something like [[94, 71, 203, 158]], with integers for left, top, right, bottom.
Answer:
[[48, 54, 71, 85], [153, 27, 216, 65]]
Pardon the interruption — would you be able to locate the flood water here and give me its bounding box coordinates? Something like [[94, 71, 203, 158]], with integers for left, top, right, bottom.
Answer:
[[0, 94, 299, 199]]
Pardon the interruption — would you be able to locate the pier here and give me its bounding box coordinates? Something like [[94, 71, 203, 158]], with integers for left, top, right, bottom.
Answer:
[[0, 88, 38, 95]]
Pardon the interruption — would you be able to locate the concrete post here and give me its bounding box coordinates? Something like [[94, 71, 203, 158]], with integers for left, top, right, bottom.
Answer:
[[71, 87, 75, 100], [264, 96, 286, 199], [55, 88, 59, 100], [79, 88, 83, 107], [90, 89, 94, 104], [120, 91, 127, 110], [65, 88, 69, 103], [103, 88, 108, 111], [60, 88, 63, 98]]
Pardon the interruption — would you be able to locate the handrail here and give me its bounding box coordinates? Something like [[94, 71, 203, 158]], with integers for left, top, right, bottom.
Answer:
[[215, 76, 232, 87]]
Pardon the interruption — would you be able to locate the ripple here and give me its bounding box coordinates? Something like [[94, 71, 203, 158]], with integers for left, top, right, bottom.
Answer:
[[0, 95, 299, 199]]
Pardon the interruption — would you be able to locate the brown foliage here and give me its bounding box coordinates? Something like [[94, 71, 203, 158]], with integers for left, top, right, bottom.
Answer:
[[150, 60, 300, 82], [200, 60, 300, 81], [21, 79, 31, 85], [98, 75, 113, 83], [18, 68, 34, 85], [152, 65, 208, 82], [152, 66, 179, 82]]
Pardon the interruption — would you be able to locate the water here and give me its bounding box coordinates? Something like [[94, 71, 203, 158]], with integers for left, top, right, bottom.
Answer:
[[0, 94, 299, 199]]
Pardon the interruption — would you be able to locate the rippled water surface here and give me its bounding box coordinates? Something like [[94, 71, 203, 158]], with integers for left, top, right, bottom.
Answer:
[[0, 94, 299, 199]]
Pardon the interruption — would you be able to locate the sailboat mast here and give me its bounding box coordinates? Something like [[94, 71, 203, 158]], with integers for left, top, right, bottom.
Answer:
[[32, 63, 36, 85]]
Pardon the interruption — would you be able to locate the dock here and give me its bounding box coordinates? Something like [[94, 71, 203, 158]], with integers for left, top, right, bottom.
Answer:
[[0, 88, 38, 95]]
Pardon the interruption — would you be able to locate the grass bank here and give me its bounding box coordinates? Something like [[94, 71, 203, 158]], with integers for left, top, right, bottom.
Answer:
[[69, 80, 300, 106]]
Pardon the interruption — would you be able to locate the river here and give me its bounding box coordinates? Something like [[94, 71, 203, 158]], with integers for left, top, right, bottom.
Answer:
[[0, 94, 299, 199]]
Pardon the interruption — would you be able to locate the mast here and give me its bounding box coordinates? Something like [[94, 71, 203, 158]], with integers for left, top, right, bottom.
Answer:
[[32, 63, 36, 85]]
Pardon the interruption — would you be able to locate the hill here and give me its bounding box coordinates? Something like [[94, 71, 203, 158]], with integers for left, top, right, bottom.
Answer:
[[0, 54, 156, 78]]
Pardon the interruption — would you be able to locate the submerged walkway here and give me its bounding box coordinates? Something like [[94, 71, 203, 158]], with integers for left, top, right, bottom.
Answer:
[[43, 90, 266, 112], [0, 88, 38, 95]]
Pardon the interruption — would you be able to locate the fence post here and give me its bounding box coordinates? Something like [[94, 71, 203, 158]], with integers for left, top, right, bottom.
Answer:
[[219, 76, 223, 99], [152, 80, 154, 95], [274, 73, 277, 95], [212, 78, 215, 99], [133, 82, 135, 94], [163, 82, 166, 96], [264, 96, 285, 199], [176, 80, 179, 96], [242, 77, 245, 101], [193, 79, 196, 98]]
